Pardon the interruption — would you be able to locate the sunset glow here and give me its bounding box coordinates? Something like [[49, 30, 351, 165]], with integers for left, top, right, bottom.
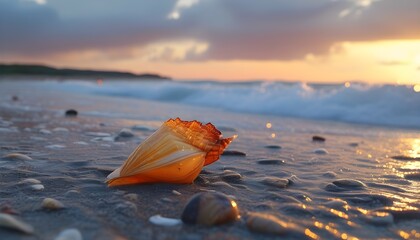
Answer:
[[1, 0, 419, 84]]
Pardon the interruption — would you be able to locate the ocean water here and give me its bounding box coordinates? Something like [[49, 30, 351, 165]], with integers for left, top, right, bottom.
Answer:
[[23, 79, 420, 129]]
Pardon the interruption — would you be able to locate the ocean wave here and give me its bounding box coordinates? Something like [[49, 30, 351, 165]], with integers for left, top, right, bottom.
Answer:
[[59, 80, 420, 129]]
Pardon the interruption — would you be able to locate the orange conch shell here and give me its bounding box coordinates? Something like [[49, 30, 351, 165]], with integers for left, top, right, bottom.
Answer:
[[107, 118, 235, 186]]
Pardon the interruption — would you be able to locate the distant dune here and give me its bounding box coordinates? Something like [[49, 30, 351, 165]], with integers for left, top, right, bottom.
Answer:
[[0, 64, 170, 80]]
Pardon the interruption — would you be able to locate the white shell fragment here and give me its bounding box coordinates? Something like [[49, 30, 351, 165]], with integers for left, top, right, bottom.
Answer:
[[0, 213, 34, 234], [31, 184, 45, 191], [2, 153, 33, 161], [172, 190, 182, 195], [54, 228, 83, 240], [149, 215, 182, 227], [41, 198, 65, 210]]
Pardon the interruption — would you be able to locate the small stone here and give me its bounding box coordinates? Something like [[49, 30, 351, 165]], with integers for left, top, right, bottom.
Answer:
[[73, 141, 88, 145], [31, 184, 44, 191], [0, 213, 34, 234], [45, 144, 66, 149], [39, 129, 52, 134], [332, 179, 366, 189], [349, 143, 359, 147], [161, 198, 175, 203], [12, 95, 19, 101], [65, 190, 80, 197], [65, 109, 78, 117], [54, 228, 83, 240], [221, 170, 242, 183], [149, 215, 182, 227], [53, 127, 69, 132], [132, 125, 154, 131], [246, 212, 288, 235], [2, 153, 32, 161], [260, 177, 290, 188], [181, 192, 239, 226], [172, 190, 182, 196], [124, 193, 139, 202], [257, 159, 285, 165], [41, 198, 65, 210], [264, 145, 282, 149], [117, 128, 134, 138], [323, 171, 337, 178], [85, 132, 111, 137], [222, 150, 246, 156], [21, 178, 41, 184], [313, 148, 328, 154], [312, 136, 326, 142]]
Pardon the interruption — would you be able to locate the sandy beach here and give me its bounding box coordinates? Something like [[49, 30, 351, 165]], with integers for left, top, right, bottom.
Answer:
[[1, 80, 420, 239]]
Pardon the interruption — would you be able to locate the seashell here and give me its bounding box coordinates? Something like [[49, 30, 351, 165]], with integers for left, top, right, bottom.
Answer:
[[41, 198, 65, 210], [181, 192, 239, 226], [149, 215, 182, 226], [0, 213, 34, 234], [107, 118, 235, 186], [54, 228, 83, 240], [31, 184, 45, 191], [246, 212, 288, 235]]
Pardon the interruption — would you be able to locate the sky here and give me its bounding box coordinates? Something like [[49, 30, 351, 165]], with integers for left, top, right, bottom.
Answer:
[[0, 0, 419, 84]]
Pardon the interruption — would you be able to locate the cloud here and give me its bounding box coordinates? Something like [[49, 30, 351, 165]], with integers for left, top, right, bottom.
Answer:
[[0, 0, 419, 62]]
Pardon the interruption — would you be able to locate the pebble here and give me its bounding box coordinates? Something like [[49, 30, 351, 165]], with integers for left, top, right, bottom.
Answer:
[[260, 177, 290, 188], [21, 178, 41, 184], [53, 127, 69, 132], [149, 215, 182, 227], [313, 148, 328, 154], [0, 127, 18, 133], [45, 144, 66, 149], [30, 136, 46, 141], [65, 109, 78, 117], [39, 129, 52, 134], [31, 184, 45, 191], [132, 125, 154, 131], [172, 190, 182, 196], [41, 198, 65, 210], [124, 193, 139, 202], [221, 170, 242, 183], [181, 192, 239, 226], [54, 228, 83, 240], [73, 141, 89, 145], [246, 212, 288, 235], [264, 145, 282, 149], [312, 136, 326, 142], [222, 150, 246, 156], [12, 95, 19, 101], [2, 153, 32, 161], [323, 171, 337, 178], [349, 142, 359, 147], [257, 159, 285, 165], [0, 213, 34, 234], [90, 137, 114, 142], [117, 128, 135, 138], [85, 132, 111, 137], [332, 179, 367, 189]]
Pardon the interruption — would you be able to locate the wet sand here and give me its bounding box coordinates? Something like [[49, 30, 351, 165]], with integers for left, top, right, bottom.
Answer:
[[1, 81, 420, 239]]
